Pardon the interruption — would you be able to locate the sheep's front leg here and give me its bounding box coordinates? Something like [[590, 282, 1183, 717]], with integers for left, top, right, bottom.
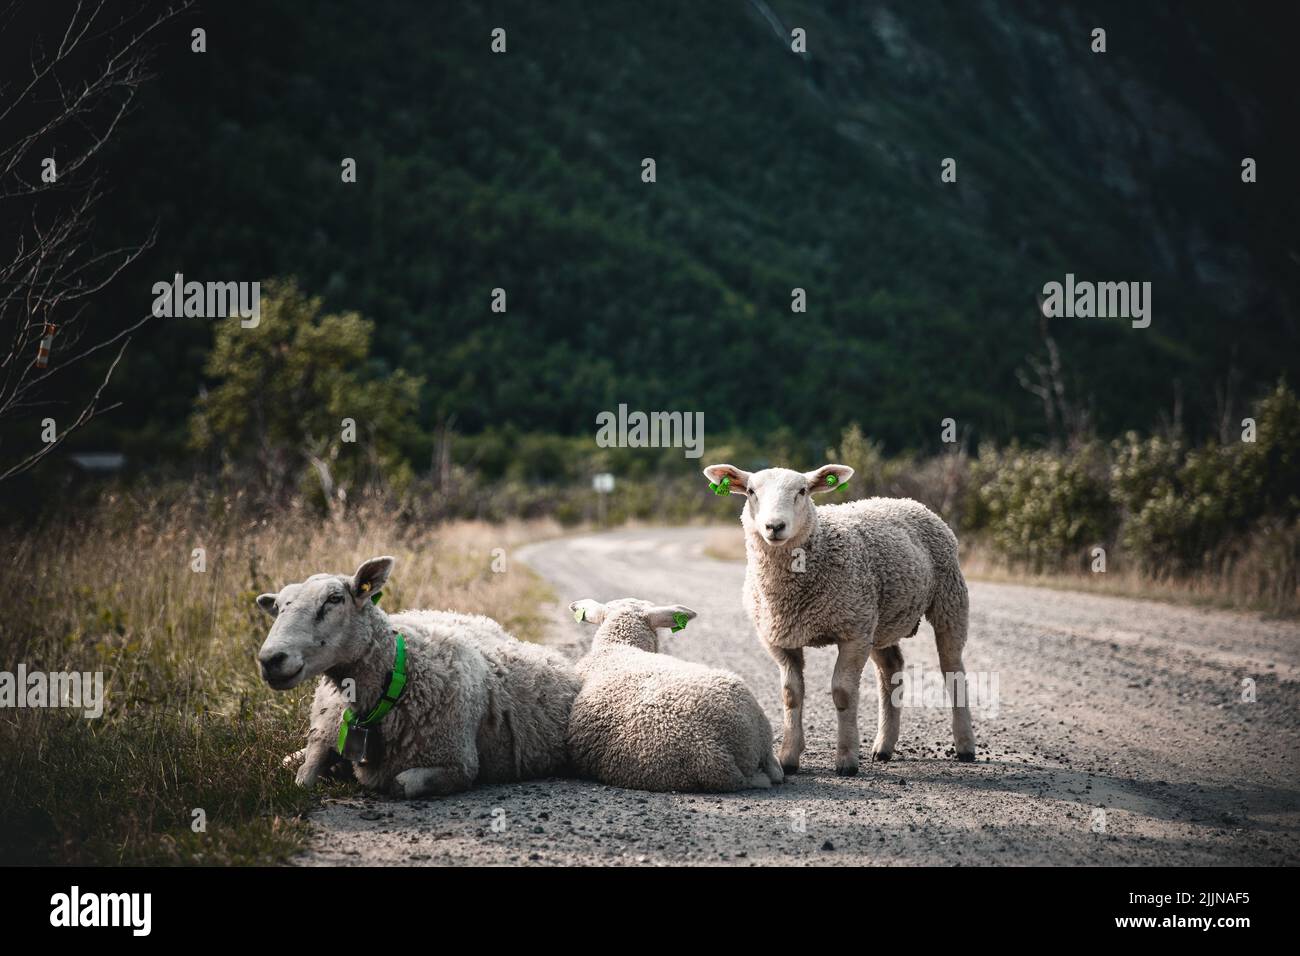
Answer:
[[294, 736, 335, 789], [295, 678, 346, 789], [768, 646, 805, 774], [831, 639, 871, 776]]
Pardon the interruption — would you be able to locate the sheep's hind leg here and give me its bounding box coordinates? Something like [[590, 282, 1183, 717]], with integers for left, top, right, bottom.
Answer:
[[930, 578, 977, 761], [768, 646, 806, 774], [935, 637, 977, 761], [393, 766, 474, 799], [869, 644, 904, 761], [831, 639, 871, 775]]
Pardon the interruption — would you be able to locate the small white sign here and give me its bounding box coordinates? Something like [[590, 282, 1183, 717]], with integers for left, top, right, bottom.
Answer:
[[592, 473, 615, 494]]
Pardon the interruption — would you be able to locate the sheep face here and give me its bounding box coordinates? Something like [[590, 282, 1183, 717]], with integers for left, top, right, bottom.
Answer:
[[254, 556, 394, 690], [570, 598, 698, 652], [702, 463, 854, 547]]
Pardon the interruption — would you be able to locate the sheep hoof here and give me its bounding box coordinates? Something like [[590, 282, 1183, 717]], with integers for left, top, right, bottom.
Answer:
[[835, 759, 859, 776], [871, 750, 892, 763], [294, 766, 319, 789], [956, 751, 976, 763]]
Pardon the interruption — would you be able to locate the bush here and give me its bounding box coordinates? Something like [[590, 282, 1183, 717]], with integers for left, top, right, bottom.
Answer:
[[1112, 381, 1300, 575], [971, 441, 1116, 571], [1111, 435, 1236, 573]]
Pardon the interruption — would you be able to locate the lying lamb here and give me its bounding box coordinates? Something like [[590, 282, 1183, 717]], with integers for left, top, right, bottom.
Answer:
[[256, 556, 580, 798], [703, 463, 977, 774], [567, 598, 783, 792]]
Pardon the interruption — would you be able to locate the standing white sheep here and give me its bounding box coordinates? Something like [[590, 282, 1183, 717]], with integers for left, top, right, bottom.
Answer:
[[256, 556, 580, 798], [703, 463, 977, 775], [566, 597, 784, 792]]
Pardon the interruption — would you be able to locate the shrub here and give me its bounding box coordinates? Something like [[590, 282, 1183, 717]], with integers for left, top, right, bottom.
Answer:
[[972, 441, 1116, 571], [1112, 381, 1300, 575]]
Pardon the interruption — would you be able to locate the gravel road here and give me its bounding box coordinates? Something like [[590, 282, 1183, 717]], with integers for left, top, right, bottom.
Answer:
[[300, 526, 1300, 866]]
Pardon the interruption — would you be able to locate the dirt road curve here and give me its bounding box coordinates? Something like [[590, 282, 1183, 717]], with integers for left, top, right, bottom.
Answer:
[[302, 527, 1300, 866]]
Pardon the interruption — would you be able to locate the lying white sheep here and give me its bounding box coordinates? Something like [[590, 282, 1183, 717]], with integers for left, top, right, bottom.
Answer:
[[256, 556, 580, 798], [703, 463, 977, 774], [566, 598, 784, 792]]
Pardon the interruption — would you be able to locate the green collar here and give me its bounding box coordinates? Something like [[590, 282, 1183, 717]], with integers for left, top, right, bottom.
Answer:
[[336, 633, 407, 755]]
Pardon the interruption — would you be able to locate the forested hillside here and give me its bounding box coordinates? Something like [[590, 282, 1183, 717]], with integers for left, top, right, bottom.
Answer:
[[73, 0, 1300, 458]]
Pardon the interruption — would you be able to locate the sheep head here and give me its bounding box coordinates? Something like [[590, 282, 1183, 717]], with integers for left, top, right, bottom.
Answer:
[[702, 463, 854, 546], [254, 556, 394, 689], [570, 597, 697, 653]]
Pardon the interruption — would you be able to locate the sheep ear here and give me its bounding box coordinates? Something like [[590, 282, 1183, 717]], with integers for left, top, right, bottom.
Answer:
[[646, 605, 697, 631], [702, 463, 749, 496], [352, 556, 394, 605], [569, 599, 606, 625], [806, 464, 854, 495], [256, 593, 279, 618]]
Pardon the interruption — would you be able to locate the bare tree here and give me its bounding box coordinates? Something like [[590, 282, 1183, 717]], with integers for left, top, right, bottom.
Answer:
[[1017, 307, 1091, 448], [0, 0, 189, 480], [1213, 348, 1241, 446]]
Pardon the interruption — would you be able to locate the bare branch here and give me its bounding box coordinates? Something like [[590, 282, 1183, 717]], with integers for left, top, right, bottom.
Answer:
[[0, 0, 189, 479]]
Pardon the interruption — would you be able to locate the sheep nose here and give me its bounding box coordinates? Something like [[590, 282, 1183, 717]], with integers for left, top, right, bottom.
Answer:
[[260, 651, 289, 673], [766, 520, 786, 535]]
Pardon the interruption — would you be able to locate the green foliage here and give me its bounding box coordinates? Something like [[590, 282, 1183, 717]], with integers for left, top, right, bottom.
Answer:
[[1111, 436, 1233, 572], [1112, 380, 1300, 573], [970, 442, 1115, 571], [0, 710, 318, 865], [1237, 380, 1300, 520], [827, 425, 903, 496], [189, 278, 423, 503], [958, 382, 1300, 585]]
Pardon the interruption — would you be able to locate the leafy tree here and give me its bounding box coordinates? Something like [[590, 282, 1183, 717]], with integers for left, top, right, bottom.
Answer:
[[190, 278, 422, 507]]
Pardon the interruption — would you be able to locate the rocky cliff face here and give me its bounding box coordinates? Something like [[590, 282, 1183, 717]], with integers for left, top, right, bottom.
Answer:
[[749, 0, 1287, 325]]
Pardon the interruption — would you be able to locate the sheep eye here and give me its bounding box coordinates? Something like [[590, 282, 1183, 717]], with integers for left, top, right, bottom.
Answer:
[[326, 593, 344, 605], [797, 488, 806, 497]]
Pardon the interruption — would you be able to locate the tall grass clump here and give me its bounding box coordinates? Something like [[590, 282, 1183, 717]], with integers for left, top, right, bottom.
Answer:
[[0, 489, 556, 864]]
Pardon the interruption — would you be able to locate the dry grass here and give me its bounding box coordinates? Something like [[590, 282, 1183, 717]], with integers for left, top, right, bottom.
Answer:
[[702, 526, 746, 563], [0, 498, 559, 864], [961, 539, 1297, 617]]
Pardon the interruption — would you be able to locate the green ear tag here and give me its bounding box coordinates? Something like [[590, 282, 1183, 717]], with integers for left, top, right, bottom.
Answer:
[[573, 606, 586, 622], [371, 591, 382, 605], [826, 474, 847, 491], [671, 612, 689, 633], [709, 475, 731, 496]]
